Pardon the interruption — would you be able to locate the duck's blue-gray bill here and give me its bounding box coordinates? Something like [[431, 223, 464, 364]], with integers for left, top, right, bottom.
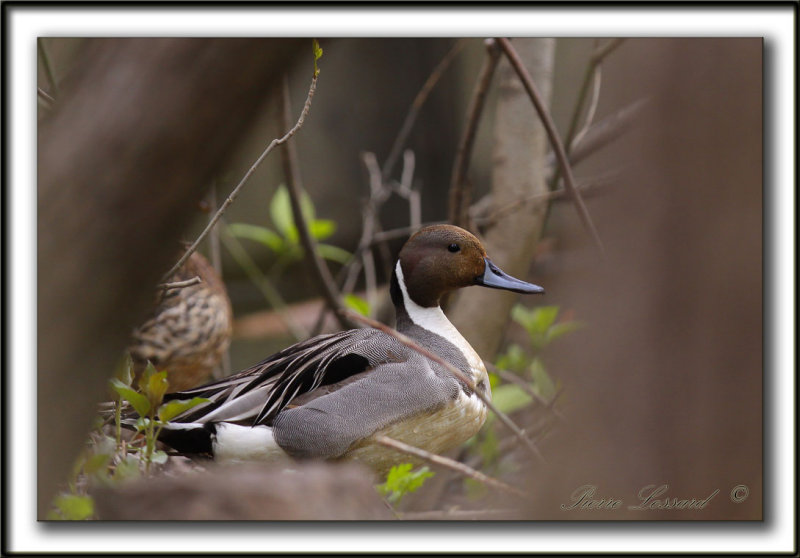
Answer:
[[477, 257, 545, 294]]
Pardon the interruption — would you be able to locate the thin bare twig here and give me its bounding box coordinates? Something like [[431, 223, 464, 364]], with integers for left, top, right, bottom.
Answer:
[[487, 363, 565, 421], [219, 223, 307, 341], [206, 182, 231, 378], [339, 153, 386, 296], [279, 74, 354, 331], [571, 65, 602, 150], [382, 39, 467, 182], [38, 87, 55, 106], [162, 75, 318, 281], [551, 97, 648, 172], [157, 276, 201, 290], [317, 40, 467, 331], [550, 38, 627, 196], [473, 171, 622, 228], [591, 37, 627, 64], [323, 41, 468, 327], [37, 38, 59, 97], [309, 151, 389, 335], [206, 182, 224, 279], [375, 436, 528, 499], [448, 38, 501, 228], [496, 38, 605, 257], [372, 222, 445, 245], [343, 310, 546, 463], [344, 222, 446, 267], [398, 150, 421, 232], [563, 39, 626, 155]]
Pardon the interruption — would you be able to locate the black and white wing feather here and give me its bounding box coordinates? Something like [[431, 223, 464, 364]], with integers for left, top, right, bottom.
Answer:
[[163, 328, 390, 426]]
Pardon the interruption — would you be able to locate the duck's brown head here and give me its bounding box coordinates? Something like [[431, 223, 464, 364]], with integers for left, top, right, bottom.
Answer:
[[395, 224, 544, 308]]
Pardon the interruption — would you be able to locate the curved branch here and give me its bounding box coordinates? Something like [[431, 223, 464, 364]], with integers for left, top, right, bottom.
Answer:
[[382, 39, 467, 182], [564, 38, 626, 151], [157, 276, 201, 290], [344, 310, 547, 463], [496, 37, 605, 256], [448, 38, 501, 227], [375, 436, 528, 499], [162, 74, 318, 281], [279, 74, 354, 331]]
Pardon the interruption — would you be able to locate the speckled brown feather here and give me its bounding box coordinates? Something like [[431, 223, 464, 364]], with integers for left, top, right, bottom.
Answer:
[[128, 252, 233, 391]]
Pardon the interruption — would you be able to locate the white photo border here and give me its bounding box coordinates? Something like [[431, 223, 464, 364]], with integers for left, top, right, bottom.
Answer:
[[5, 3, 795, 555]]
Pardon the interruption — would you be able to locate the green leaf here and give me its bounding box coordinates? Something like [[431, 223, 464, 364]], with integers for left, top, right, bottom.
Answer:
[[283, 224, 300, 244], [377, 464, 435, 505], [380, 463, 412, 493], [270, 185, 318, 241], [137, 361, 158, 393], [317, 243, 351, 264], [529, 358, 556, 401], [489, 384, 533, 416], [228, 223, 285, 252], [270, 185, 295, 240], [110, 379, 150, 417], [312, 39, 323, 77], [512, 304, 561, 338], [146, 370, 169, 407], [83, 453, 112, 475], [478, 428, 500, 466], [309, 219, 336, 240], [530, 306, 560, 335], [299, 189, 316, 224], [510, 304, 537, 332], [114, 352, 134, 386], [151, 450, 169, 465], [495, 343, 526, 373], [114, 455, 141, 482], [52, 494, 94, 521], [545, 320, 585, 344], [343, 294, 370, 316], [158, 397, 211, 423], [94, 435, 117, 456]]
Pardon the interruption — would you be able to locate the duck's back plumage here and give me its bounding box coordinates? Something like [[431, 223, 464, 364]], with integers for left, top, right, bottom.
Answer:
[[155, 326, 471, 464]]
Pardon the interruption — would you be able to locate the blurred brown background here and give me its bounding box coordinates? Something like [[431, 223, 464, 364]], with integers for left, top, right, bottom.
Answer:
[[37, 38, 762, 520], [527, 38, 762, 520]]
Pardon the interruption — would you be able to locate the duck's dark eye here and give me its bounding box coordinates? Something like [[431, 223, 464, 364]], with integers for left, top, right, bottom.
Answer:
[[448, 243, 460, 253]]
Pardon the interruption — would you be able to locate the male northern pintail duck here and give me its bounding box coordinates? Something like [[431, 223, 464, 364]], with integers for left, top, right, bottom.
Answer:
[[146, 225, 544, 474]]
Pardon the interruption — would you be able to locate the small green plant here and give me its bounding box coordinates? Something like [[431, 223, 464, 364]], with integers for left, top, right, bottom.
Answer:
[[343, 293, 370, 316], [228, 184, 350, 276], [47, 493, 95, 521], [312, 39, 323, 78], [465, 305, 583, 477], [48, 356, 208, 520], [377, 463, 435, 506], [110, 361, 208, 474], [491, 305, 583, 413]]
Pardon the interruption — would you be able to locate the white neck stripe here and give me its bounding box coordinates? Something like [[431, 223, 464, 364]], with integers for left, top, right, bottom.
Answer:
[[394, 261, 485, 377]]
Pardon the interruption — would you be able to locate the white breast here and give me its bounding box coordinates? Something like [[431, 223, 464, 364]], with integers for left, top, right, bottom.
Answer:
[[394, 262, 489, 388]]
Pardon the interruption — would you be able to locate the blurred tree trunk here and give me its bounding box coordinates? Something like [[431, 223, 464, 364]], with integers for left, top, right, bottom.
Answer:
[[449, 38, 555, 358], [37, 38, 303, 517], [411, 39, 555, 514]]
